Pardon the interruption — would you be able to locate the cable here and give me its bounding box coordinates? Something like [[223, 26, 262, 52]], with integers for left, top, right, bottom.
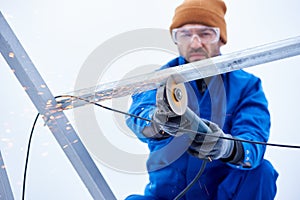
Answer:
[[173, 160, 207, 200], [22, 113, 40, 200], [56, 95, 300, 149], [56, 95, 300, 199], [22, 95, 300, 200]]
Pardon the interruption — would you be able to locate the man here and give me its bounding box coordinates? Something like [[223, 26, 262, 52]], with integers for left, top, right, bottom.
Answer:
[[126, 0, 278, 199]]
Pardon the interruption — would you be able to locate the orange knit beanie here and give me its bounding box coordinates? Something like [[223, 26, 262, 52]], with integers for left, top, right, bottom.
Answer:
[[170, 0, 227, 44]]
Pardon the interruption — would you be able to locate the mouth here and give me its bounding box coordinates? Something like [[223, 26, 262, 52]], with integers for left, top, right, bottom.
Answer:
[[188, 52, 208, 61]]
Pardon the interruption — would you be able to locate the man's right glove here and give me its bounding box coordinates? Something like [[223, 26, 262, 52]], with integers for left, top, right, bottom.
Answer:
[[188, 119, 245, 164], [187, 119, 234, 160]]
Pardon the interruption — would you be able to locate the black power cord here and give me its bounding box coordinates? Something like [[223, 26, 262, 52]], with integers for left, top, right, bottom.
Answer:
[[22, 113, 40, 200], [173, 160, 207, 200], [22, 95, 300, 200], [56, 95, 300, 149]]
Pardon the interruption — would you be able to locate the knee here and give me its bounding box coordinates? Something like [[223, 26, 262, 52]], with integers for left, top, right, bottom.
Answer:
[[252, 159, 278, 181], [229, 160, 279, 199], [245, 160, 279, 199], [248, 159, 278, 194]]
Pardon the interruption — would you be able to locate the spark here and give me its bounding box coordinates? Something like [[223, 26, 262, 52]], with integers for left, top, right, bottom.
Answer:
[[204, 184, 209, 196], [65, 105, 74, 109], [96, 93, 105, 97], [8, 52, 14, 58], [5, 129, 11, 133], [1, 138, 10, 142], [46, 100, 52, 105], [7, 142, 13, 148], [198, 180, 202, 189], [42, 142, 49, 146], [16, 181, 22, 186], [55, 115, 63, 120], [55, 103, 63, 108], [41, 152, 48, 157], [72, 139, 78, 144]]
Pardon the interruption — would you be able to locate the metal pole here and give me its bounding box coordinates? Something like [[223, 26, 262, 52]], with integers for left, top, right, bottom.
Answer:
[[0, 151, 14, 200], [0, 12, 116, 200], [59, 35, 300, 109]]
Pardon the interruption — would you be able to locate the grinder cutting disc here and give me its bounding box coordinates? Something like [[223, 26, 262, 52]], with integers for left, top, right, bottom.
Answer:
[[165, 77, 188, 115]]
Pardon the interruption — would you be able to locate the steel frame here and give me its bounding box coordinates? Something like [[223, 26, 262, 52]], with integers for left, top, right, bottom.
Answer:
[[0, 151, 14, 200], [1, 8, 300, 200], [0, 12, 116, 200]]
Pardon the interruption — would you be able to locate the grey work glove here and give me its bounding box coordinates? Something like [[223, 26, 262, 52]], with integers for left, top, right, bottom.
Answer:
[[152, 111, 180, 136], [142, 107, 189, 139], [188, 119, 235, 160]]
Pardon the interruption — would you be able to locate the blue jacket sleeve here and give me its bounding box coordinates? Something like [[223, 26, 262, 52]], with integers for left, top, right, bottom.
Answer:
[[126, 57, 186, 144], [228, 72, 270, 169], [126, 89, 157, 143]]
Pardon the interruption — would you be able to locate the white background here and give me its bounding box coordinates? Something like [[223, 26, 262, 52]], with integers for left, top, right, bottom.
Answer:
[[0, 0, 300, 199]]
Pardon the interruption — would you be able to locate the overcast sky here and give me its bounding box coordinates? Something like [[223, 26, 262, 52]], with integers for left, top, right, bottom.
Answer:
[[0, 0, 300, 199]]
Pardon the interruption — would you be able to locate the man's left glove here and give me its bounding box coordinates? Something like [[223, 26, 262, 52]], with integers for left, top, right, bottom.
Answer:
[[188, 119, 235, 160]]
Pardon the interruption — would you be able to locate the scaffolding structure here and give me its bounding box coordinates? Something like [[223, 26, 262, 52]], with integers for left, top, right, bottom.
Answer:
[[0, 12, 116, 200], [1, 11, 300, 200]]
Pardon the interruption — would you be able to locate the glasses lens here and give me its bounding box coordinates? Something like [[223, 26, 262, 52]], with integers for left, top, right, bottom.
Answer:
[[173, 27, 219, 44]]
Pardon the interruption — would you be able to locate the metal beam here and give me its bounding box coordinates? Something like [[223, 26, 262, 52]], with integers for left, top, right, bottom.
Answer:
[[0, 151, 14, 200], [59, 35, 300, 109], [0, 12, 116, 200]]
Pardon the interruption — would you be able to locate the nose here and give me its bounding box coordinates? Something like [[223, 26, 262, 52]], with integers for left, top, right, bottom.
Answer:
[[190, 34, 203, 48]]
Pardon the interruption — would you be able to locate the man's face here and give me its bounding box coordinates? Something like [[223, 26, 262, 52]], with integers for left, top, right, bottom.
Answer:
[[172, 24, 224, 62]]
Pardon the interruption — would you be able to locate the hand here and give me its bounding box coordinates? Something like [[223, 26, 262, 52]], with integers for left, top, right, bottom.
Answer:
[[141, 88, 181, 138], [142, 106, 185, 139], [188, 119, 234, 160]]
